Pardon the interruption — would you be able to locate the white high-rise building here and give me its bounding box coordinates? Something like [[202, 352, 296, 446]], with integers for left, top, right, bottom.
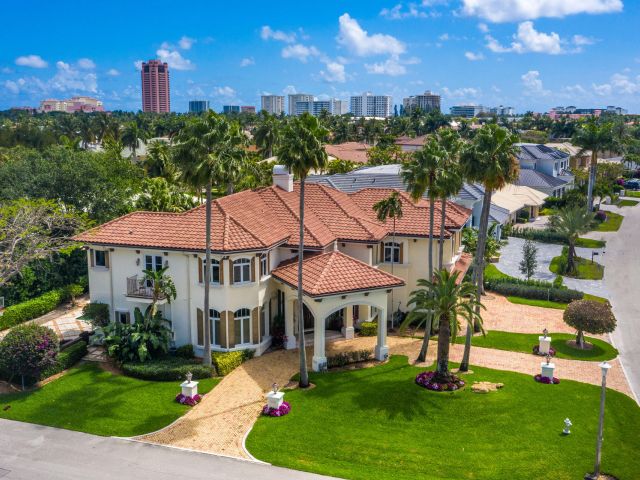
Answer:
[[333, 99, 349, 115], [402, 91, 441, 113], [288, 94, 314, 116], [350, 92, 393, 118], [260, 95, 285, 115]]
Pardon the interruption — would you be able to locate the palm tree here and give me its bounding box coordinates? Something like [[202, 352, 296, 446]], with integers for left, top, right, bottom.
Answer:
[[278, 113, 329, 388], [401, 136, 444, 362], [210, 121, 248, 194], [144, 139, 177, 179], [141, 266, 177, 316], [459, 124, 519, 371], [573, 118, 616, 212], [173, 112, 236, 367], [253, 112, 280, 159], [122, 121, 148, 159], [373, 192, 404, 322], [549, 207, 595, 274], [404, 269, 483, 381]]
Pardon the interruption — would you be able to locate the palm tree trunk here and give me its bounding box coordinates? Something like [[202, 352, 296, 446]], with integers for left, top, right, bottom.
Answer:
[[438, 199, 447, 270], [202, 179, 213, 367], [298, 178, 310, 388], [567, 242, 576, 274], [226, 182, 234, 195], [390, 218, 395, 326], [586, 151, 597, 212], [417, 199, 436, 362], [436, 313, 451, 379]]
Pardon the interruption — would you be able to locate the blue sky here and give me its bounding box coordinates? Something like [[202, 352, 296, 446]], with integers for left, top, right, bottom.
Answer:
[[1, 0, 639, 113]]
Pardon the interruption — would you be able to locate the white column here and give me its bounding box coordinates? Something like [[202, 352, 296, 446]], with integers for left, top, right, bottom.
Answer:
[[375, 307, 389, 361], [284, 297, 297, 349], [312, 310, 327, 371], [341, 306, 354, 340]]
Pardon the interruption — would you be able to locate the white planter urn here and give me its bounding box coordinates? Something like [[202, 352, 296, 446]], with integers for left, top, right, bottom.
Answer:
[[540, 362, 556, 380], [180, 380, 199, 398], [538, 335, 552, 355], [266, 391, 285, 409]]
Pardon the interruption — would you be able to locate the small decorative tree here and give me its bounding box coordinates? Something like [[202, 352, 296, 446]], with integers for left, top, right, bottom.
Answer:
[[563, 300, 616, 349], [0, 324, 59, 389], [519, 239, 538, 280]]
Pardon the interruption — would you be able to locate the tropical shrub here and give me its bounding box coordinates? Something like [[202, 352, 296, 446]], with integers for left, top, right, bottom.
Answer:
[[121, 357, 214, 381], [65, 283, 85, 306], [82, 302, 110, 327], [103, 306, 172, 363], [553, 275, 564, 289], [41, 340, 88, 379], [174, 344, 194, 359], [326, 349, 373, 368], [563, 300, 616, 348], [543, 196, 566, 209], [485, 282, 583, 303], [510, 227, 568, 244], [359, 322, 377, 336], [0, 324, 59, 385], [0, 288, 66, 330], [595, 210, 608, 222], [211, 350, 253, 376]]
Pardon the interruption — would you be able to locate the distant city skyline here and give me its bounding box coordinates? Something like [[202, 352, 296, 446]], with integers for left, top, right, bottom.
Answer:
[[1, 1, 639, 113]]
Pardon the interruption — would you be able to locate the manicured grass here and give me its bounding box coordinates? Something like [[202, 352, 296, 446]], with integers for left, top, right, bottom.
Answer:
[[452, 331, 618, 361], [624, 191, 640, 198], [595, 211, 624, 232], [0, 363, 220, 436], [484, 263, 511, 280], [550, 255, 604, 280], [506, 296, 567, 310], [575, 237, 606, 248], [246, 356, 640, 480], [584, 293, 609, 304], [617, 199, 639, 207]]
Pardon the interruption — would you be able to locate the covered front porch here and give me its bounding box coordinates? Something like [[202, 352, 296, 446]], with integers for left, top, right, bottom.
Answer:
[[271, 251, 405, 372]]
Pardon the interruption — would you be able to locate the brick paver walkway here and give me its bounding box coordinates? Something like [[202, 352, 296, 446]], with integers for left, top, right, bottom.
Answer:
[[481, 293, 573, 334]]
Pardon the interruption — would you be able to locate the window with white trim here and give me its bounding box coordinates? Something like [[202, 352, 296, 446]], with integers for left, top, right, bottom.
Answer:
[[94, 250, 106, 267], [234, 308, 252, 345], [260, 305, 268, 341], [260, 253, 268, 277], [233, 258, 251, 284], [145, 254, 163, 286], [384, 242, 400, 263], [209, 309, 221, 346], [203, 259, 220, 284]]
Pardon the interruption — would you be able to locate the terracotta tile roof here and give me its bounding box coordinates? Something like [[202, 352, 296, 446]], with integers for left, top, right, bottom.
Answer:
[[394, 135, 427, 147], [272, 251, 404, 297], [325, 142, 370, 164], [75, 183, 471, 252], [451, 252, 473, 284]]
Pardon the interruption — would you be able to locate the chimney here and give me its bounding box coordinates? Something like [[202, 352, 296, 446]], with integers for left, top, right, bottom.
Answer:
[[273, 165, 294, 192]]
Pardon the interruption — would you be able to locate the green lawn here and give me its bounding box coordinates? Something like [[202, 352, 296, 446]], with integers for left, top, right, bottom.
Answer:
[[595, 211, 624, 232], [624, 191, 640, 198], [0, 363, 220, 436], [575, 237, 606, 248], [584, 293, 609, 304], [484, 263, 511, 280], [246, 356, 640, 480], [550, 255, 604, 280], [506, 296, 568, 310], [452, 331, 618, 361], [617, 199, 639, 207]]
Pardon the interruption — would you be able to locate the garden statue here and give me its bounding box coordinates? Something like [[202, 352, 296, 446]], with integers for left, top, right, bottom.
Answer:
[[563, 418, 572, 435], [272, 382, 279, 393], [186, 371, 193, 383], [545, 354, 551, 365], [542, 328, 548, 338]]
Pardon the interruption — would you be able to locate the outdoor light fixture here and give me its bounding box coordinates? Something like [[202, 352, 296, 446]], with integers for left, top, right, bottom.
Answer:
[[587, 361, 612, 479]]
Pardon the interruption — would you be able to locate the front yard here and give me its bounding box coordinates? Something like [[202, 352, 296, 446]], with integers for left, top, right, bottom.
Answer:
[[595, 211, 624, 232], [0, 362, 220, 436], [246, 356, 640, 480], [550, 255, 604, 280]]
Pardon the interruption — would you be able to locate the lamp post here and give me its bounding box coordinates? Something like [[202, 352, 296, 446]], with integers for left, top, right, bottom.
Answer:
[[588, 361, 612, 479]]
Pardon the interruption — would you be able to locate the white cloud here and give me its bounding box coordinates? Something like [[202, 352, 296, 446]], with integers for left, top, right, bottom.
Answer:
[[240, 57, 255, 67], [485, 21, 563, 54], [319, 62, 347, 83], [106, 68, 120, 76], [4, 79, 24, 94], [15, 54, 48, 68], [439, 33, 450, 41], [478, 22, 489, 33], [442, 86, 480, 98], [572, 34, 595, 46], [521, 70, 550, 96], [380, 3, 428, 19], [465, 51, 485, 60], [133, 60, 143, 71], [77, 58, 96, 70], [281, 44, 321, 62], [364, 56, 407, 76], [178, 36, 196, 50], [460, 0, 623, 23], [50, 61, 98, 93], [1, 67, 14, 74], [213, 86, 236, 97], [282, 85, 297, 94], [260, 26, 296, 43], [156, 48, 195, 70], [337, 13, 406, 56], [592, 83, 612, 96]]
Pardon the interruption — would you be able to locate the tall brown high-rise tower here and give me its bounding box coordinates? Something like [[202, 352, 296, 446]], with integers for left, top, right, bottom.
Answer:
[[141, 60, 170, 113]]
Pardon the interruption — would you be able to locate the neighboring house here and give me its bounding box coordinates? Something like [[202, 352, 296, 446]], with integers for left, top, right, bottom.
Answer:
[[516, 143, 574, 197], [395, 135, 426, 152], [546, 142, 591, 169], [75, 167, 471, 371], [491, 185, 548, 223], [325, 142, 370, 165]]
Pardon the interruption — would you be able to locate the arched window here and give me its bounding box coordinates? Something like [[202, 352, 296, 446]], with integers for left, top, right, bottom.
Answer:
[[384, 242, 401, 263], [209, 309, 221, 346], [234, 308, 252, 345], [233, 258, 251, 284], [203, 259, 220, 284]]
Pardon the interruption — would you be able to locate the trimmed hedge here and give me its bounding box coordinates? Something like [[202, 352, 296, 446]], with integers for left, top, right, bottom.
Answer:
[[82, 302, 110, 327], [0, 289, 66, 330], [41, 340, 88, 379], [212, 350, 254, 376], [175, 344, 194, 359], [121, 357, 214, 381], [486, 282, 583, 303], [510, 227, 568, 245], [326, 349, 373, 368], [359, 322, 378, 336]]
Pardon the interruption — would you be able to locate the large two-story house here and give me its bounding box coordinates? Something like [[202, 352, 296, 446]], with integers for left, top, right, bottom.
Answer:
[[515, 144, 575, 197], [75, 166, 471, 371]]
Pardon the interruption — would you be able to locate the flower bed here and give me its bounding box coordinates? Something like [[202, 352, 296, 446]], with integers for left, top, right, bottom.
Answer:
[[175, 393, 202, 406], [532, 345, 557, 356], [415, 371, 465, 392], [534, 374, 560, 385], [262, 401, 291, 417]]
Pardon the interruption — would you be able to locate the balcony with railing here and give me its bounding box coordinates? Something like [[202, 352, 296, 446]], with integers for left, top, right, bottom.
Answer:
[[126, 275, 166, 303]]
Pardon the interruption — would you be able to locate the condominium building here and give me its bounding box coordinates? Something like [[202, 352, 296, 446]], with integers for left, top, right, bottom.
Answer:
[[350, 92, 393, 118], [241, 106, 256, 114], [188, 100, 209, 114], [260, 95, 285, 115], [38, 96, 104, 113], [141, 60, 170, 113], [449, 105, 486, 118], [402, 91, 441, 114], [489, 105, 515, 116], [333, 99, 349, 115], [223, 105, 241, 114], [287, 94, 314, 116], [548, 105, 628, 119]]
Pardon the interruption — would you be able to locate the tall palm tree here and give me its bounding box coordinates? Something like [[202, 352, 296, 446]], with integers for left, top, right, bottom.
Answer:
[[141, 266, 177, 316], [143, 140, 174, 178], [122, 121, 148, 159], [573, 118, 616, 212], [278, 113, 329, 388], [210, 121, 248, 194], [404, 270, 483, 381], [459, 124, 519, 371], [173, 112, 236, 367], [373, 192, 404, 322], [253, 112, 280, 159], [549, 207, 595, 274], [402, 137, 445, 362]]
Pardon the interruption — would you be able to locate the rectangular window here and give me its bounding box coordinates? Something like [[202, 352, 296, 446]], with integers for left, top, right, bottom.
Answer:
[[94, 250, 106, 267], [145, 255, 163, 272], [209, 309, 221, 346], [116, 311, 129, 324], [203, 259, 220, 284], [384, 243, 400, 263], [260, 254, 268, 277], [260, 305, 267, 341], [233, 259, 251, 284]]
